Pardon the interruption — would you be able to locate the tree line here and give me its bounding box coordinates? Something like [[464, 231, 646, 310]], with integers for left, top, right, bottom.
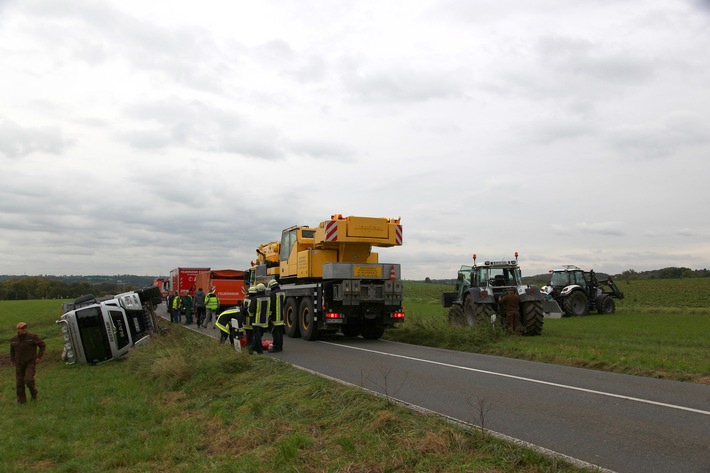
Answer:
[[0, 276, 153, 301]]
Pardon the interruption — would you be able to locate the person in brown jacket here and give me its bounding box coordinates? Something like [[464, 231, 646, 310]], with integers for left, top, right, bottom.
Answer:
[[10, 322, 46, 404], [499, 288, 521, 335]]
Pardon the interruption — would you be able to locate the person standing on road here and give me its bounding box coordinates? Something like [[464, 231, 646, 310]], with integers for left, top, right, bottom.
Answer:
[[193, 287, 206, 326], [248, 283, 270, 354], [499, 288, 521, 335], [10, 322, 46, 404], [182, 292, 193, 325], [171, 293, 184, 323], [203, 290, 220, 328], [267, 279, 284, 353]]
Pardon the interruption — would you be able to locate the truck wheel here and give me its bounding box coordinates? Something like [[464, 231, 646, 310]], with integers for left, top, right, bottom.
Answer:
[[284, 297, 301, 338], [597, 295, 616, 314], [464, 298, 495, 326], [341, 323, 361, 337], [361, 322, 385, 340], [299, 297, 318, 341], [563, 290, 588, 316], [447, 304, 465, 326], [521, 301, 544, 336]]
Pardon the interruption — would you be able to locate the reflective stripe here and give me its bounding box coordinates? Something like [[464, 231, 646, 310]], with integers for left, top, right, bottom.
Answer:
[[253, 296, 270, 327], [271, 292, 285, 326]]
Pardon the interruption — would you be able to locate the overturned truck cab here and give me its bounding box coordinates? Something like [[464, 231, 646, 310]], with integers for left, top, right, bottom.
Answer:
[[56, 286, 161, 365]]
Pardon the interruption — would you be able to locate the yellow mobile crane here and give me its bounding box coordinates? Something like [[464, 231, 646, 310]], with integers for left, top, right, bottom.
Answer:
[[247, 214, 405, 340]]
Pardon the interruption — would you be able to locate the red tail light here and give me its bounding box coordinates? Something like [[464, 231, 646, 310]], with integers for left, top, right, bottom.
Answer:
[[325, 312, 341, 319], [392, 311, 405, 319]]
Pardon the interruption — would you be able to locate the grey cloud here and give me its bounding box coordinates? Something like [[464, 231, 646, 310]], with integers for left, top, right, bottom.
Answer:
[[576, 222, 624, 236], [607, 110, 710, 160], [28, 0, 229, 93], [537, 36, 654, 83], [0, 119, 71, 157], [341, 62, 466, 104]]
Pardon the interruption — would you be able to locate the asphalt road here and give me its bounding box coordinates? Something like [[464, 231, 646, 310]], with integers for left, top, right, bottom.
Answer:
[[157, 307, 710, 473]]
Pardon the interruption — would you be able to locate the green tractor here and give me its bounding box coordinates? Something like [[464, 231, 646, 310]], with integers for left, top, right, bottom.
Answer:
[[441, 253, 556, 335]]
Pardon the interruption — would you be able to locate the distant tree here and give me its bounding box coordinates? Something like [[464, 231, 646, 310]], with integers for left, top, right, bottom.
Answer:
[[425, 277, 431, 283]]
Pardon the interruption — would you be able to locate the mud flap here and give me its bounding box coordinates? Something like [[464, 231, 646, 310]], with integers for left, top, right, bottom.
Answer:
[[542, 300, 563, 318]]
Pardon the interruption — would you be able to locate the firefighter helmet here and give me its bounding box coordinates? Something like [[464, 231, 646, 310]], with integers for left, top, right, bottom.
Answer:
[[256, 283, 266, 292], [268, 279, 278, 288], [248, 286, 257, 294]]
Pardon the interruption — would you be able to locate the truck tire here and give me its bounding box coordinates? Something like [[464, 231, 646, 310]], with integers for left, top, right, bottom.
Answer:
[[596, 295, 616, 314], [361, 321, 385, 340], [464, 298, 495, 326], [299, 297, 318, 341], [341, 322, 361, 337], [447, 304, 465, 326], [520, 301, 544, 336], [284, 297, 301, 338], [563, 290, 589, 316]]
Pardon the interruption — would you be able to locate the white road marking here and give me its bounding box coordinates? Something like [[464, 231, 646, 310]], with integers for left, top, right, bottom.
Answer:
[[320, 341, 710, 416]]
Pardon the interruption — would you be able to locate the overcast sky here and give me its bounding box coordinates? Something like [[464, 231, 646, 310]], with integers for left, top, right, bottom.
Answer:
[[1, 0, 709, 280]]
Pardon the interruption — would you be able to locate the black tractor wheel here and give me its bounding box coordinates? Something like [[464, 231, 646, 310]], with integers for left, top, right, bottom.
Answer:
[[521, 301, 544, 336], [596, 295, 616, 314], [464, 298, 495, 326], [447, 304, 465, 326], [284, 297, 301, 338], [563, 290, 589, 316], [299, 297, 318, 341]]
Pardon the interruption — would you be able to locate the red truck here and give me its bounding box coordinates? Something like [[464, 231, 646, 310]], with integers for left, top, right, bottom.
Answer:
[[169, 267, 210, 297], [194, 269, 246, 311]]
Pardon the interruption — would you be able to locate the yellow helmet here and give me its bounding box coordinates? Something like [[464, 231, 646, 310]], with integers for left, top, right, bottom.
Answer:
[[268, 279, 278, 288], [248, 286, 257, 295], [256, 283, 266, 292]]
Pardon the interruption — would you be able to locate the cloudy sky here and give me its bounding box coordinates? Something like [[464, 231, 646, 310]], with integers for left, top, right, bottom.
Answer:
[[1, 0, 709, 280]]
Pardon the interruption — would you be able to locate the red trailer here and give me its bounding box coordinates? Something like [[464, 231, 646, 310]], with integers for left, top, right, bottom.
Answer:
[[194, 269, 246, 310], [169, 267, 210, 296]]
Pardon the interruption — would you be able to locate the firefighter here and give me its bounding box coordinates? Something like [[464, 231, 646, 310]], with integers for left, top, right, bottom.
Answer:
[[499, 288, 521, 335], [248, 283, 270, 354], [215, 305, 243, 348], [243, 286, 257, 348], [203, 290, 220, 328], [267, 279, 284, 353]]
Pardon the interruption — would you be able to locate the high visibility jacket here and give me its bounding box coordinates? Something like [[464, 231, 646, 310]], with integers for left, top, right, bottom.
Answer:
[[172, 296, 183, 310], [243, 296, 254, 330], [269, 288, 285, 326], [216, 308, 242, 334], [205, 293, 220, 310], [249, 295, 270, 328]]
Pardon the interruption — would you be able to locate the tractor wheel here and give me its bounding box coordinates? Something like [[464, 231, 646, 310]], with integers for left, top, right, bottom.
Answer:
[[563, 290, 589, 316], [299, 297, 318, 341], [284, 297, 301, 338], [521, 301, 544, 336], [596, 295, 616, 314], [464, 298, 495, 326], [447, 304, 465, 326]]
